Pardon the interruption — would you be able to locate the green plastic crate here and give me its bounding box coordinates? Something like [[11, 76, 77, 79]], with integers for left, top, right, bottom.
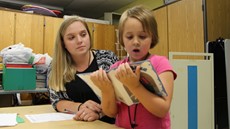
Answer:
[[2, 65, 36, 90]]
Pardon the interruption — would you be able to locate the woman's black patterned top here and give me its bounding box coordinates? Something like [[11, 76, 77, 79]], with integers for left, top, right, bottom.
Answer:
[[48, 49, 118, 124]]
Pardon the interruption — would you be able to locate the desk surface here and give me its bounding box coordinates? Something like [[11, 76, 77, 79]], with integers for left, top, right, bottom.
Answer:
[[0, 105, 123, 129]]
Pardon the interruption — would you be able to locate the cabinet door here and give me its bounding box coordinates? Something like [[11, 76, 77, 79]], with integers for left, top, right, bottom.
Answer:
[[0, 10, 15, 51], [92, 23, 116, 52], [167, 0, 204, 53], [151, 7, 168, 57], [15, 13, 44, 54], [44, 17, 64, 57], [206, 0, 230, 41], [87, 22, 94, 46]]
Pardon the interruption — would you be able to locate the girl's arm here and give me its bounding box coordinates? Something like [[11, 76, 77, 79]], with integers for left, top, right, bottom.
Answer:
[[100, 87, 117, 117], [90, 68, 118, 117], [130, 71, 174, 118], [115, 63, 174, 118]]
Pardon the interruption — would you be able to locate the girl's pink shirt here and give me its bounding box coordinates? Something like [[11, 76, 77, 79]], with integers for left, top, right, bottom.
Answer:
[[110, 55, 177, 129]]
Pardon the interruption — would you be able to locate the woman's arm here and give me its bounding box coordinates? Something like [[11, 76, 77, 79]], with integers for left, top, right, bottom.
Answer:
[[56, 100, 81, 113], [49, 88, 101, 121]]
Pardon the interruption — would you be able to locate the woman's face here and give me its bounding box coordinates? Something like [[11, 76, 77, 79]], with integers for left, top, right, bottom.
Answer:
[[63, 21, 90, 57], [122, 17, 152, 62]]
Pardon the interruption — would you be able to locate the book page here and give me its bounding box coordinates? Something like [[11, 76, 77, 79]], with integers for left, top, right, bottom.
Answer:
[[78, 71, 136, 105], [0, 113, 17, 126], [136, 60, 167, 97], [107, 70, 138, 106], [25, 113, 74, 123]]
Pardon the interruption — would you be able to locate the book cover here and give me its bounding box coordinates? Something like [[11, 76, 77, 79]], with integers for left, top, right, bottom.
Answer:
[[77, 60, 167, 106]]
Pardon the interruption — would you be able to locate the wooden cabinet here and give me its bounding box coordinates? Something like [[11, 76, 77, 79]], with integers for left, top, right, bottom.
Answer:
[[43, 17, 64, 57], [151, 0, 204, 57], [0, 10, 15, 52], [15, 13, 44, 54], [206, 0, 230, 41], [151, 7, 169, 57], [0, 9, 117, 59], [0, 10, 64, 57], [0, 10, 45, 54], [152, 0, 230, 57], [92, 23, 116, 52], [167, 0, 204, 53]]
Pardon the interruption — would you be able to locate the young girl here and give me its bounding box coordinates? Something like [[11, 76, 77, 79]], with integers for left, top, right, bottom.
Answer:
[[90, 6, 177, 129]]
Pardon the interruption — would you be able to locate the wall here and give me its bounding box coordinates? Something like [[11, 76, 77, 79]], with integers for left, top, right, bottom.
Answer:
[[115, 0, 164, 14], [206, 0, 230, 41]]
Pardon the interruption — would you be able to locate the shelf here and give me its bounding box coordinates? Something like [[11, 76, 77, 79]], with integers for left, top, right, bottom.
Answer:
[[104, 12, 121, 25], [0, 88, 48, 95]]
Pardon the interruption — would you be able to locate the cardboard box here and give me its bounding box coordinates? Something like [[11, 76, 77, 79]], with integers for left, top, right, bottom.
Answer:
[[2, 65, 36, 90]]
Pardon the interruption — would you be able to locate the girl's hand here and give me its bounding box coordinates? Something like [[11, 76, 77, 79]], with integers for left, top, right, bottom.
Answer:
[[115, 63, 141, 90], [90, 68, 114, 92]]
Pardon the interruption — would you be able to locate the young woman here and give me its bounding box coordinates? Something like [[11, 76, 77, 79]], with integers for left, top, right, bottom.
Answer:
[[48, 16, 118, 123]]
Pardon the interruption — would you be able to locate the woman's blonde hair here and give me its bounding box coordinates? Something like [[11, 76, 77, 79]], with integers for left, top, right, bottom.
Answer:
[[118, 6, 159, 48], [48, 16, 91, 91]]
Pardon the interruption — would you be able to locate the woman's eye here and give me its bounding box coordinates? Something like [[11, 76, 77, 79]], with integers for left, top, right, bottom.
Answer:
[[68, 36, 74, 40]]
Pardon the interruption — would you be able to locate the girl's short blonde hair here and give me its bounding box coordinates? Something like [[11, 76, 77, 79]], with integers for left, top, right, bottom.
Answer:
[[118, 6, 159, 49]]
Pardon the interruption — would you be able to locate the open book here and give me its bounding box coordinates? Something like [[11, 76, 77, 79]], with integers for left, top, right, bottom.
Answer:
[[77, 60, 167, 106]]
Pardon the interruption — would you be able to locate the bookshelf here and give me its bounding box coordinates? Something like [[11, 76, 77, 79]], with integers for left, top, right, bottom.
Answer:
[[104, 12, 121, 25], [0, 88, 48, 95]]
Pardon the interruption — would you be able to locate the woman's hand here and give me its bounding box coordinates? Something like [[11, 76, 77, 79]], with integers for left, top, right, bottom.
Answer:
[[74, 107, 100, 121], [74, 100, 102, 121], [79, 100, 101, 113]]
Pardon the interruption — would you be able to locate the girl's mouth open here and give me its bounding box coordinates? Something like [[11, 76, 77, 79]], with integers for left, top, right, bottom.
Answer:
[[133, 49, 140, 53]]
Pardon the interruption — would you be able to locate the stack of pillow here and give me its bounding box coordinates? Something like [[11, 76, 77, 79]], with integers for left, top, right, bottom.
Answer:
[[21, 5, 61, 17]]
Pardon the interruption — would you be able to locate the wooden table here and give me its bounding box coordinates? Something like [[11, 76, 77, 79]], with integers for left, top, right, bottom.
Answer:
[[0, 105, 123, 129]]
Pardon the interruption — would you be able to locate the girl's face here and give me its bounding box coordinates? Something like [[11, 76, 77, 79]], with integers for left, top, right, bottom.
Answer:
[[122, 17, 152, 62], [63, 21, 90, 57]]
